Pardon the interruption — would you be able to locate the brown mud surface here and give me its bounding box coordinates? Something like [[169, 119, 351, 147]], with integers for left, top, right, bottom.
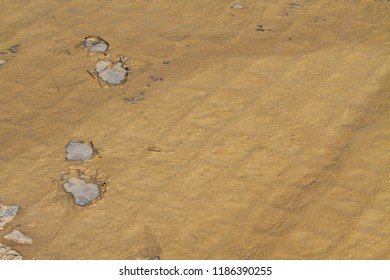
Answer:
[[0, 0, 389, 259]]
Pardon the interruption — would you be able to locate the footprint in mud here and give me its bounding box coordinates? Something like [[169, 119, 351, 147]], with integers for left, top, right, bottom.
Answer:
[[142, 226, 162, 260], [58, 169, 107, 207]]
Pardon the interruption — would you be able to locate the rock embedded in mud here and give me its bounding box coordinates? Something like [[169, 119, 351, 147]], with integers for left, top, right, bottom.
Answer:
[[66, 142, 94, 161], [76, 36, 109, 53], [63, 177, 100, 206], [0, 203, 19, 230], [0, 243, 22, 260], [4, 230, 33, 245], [96, 61, 128, 85], [0, 59, 7, 66], [9, 45, 18, 54]]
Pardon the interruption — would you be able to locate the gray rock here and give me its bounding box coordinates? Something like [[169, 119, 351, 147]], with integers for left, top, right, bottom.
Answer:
[[0, 243, 22, 260], [0, 203, 19, 230], [66, 142, 94, 161], [4, 230, 33, 245], [63, 177, 100, 206], [0, 59, 7, 66], [97, 61, 128, 85]]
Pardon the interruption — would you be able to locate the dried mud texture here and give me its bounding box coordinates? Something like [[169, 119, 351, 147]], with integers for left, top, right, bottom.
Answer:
[[0, 0, 390, 260]]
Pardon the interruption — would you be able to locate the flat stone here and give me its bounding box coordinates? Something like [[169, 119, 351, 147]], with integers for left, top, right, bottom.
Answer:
[[4, 230, 33, 245], [0, 59, 7, 66], [0, 203, 19, 230], [66, 142, 94, 161], [0, 243, 22, 260], [97, 61, 128, 85], [63, 177, 100, 206]]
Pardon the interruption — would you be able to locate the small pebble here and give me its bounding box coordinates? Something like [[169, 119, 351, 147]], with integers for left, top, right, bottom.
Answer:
[[257, 25, 265, 32], [148, 146, 162, 152], [231, 3, 243, 9], [9, 45, 18, 53], [0, 59, 7, 66], [150, 75, 163, 82]]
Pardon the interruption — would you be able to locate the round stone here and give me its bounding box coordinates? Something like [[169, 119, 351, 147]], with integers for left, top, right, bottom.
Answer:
[[66, 142, 94, 161]]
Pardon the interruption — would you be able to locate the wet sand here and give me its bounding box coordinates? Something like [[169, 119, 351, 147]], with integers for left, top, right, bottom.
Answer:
[[0, 0, 390, 259]]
